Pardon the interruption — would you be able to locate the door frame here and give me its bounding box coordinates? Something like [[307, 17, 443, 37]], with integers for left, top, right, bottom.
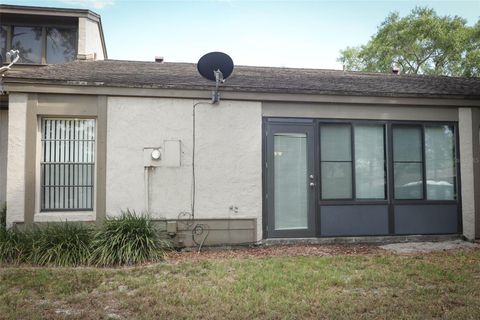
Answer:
[[264, 119, 317, 238]]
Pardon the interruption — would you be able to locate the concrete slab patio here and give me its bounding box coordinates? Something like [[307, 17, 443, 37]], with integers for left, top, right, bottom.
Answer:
[[380, 240, 480, 254]]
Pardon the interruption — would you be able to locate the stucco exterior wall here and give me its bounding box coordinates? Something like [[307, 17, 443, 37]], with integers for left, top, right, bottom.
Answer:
[[0, 109, 8, 205], [78, 17, 105, 60], [106, 97, 263, 240], [459, 108, 480, 240], [4, 90, 477, 241], [262, 102, 459, 121], [6, 93, 28, 226]]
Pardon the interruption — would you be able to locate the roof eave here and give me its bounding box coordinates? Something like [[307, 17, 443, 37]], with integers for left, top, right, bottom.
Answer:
[[3, 79, 480, 106], [0, 4, 101, 22]]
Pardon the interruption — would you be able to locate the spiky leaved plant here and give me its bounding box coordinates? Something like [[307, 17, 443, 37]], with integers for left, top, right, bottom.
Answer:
[[0, 227, 35, 264], [0, 203, 6, 229], [29, 223, 93, 266], [89, 210, 170, 266]]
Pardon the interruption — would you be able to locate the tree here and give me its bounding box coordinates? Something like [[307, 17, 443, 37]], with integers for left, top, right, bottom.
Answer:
[[338, 7, 480, 77]]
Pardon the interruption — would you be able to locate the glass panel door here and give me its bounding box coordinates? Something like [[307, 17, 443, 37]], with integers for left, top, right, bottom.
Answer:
[[266, 123, 315, 237]]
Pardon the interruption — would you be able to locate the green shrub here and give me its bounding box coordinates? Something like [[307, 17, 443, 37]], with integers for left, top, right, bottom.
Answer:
[[0, 210, 169, 267], [0, 203, 6, 229], [90, 210, 170, 266], [0, 227, 34, 264], [30, 223, 93, 267]]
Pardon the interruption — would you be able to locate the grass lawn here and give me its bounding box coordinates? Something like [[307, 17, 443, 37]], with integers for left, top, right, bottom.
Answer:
[[1, 248, 480, 319]]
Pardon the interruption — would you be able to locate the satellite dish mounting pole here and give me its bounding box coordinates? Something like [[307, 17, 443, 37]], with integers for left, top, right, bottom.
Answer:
[[0, 50, 20, 75], [197, 52, 234, 104], [212, 69, 224, 104]]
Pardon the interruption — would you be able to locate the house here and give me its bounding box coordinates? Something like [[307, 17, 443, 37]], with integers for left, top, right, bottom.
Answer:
[[0, 3, 106, 215], [0, 4, 106, 66], [1, 5, 480, 246]]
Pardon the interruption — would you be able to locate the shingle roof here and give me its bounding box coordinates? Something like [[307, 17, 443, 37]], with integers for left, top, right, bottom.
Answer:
[[5, 59, 480, 99]]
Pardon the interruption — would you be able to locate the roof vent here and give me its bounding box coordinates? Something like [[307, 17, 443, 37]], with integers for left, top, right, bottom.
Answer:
[[155, 56, 164, 63]]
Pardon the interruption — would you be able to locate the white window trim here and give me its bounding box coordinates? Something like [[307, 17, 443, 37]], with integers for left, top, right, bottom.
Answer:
[[34, 211, 96, 222]]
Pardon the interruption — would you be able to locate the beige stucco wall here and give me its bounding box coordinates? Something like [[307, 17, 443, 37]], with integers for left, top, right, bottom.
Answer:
[[6, 93, 28, 226], [105, 97, 263, 240], [459, 108, 480, 240], [0, 109, 8, 205], [262, 102, 459, 121], [4, 91, 478, 240], [78, 17, 105, 60]]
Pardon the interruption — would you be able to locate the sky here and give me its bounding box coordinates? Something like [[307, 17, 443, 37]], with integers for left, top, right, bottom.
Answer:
[[3, 0, 480, 70]]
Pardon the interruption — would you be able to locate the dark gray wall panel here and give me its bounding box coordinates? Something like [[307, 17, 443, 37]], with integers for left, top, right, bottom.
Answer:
[[320, 205, 389, 236], [395, 204, 458, 235]]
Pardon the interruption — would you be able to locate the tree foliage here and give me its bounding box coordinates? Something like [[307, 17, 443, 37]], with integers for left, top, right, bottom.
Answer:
[[338, 7, 480, 77]]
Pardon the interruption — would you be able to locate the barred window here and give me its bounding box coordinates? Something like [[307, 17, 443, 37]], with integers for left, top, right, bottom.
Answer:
[[41, 119, 95, 211]]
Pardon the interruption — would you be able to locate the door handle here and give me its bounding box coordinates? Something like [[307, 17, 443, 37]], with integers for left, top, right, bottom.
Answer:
[[309, 182, 316, 187]]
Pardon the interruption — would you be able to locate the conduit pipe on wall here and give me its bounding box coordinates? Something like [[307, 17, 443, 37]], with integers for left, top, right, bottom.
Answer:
[[144, 167, 150, 213], [191, 100, 214, 219]]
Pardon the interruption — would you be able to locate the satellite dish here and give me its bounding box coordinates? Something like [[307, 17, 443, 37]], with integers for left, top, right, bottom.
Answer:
[[197, 52, 234, 82], [197, 52, 234, 103]]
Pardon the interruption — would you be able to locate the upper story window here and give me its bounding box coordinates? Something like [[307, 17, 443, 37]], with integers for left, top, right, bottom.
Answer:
[[0, 26, 6, 63], [1, 24, 77, 64], [12, 26, 43, 64], [46, 27, 77, 63]]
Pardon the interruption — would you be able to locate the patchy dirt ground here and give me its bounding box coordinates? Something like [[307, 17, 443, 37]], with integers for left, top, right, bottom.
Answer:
[[166, 240, 480, 262], [380, 240, 480, 254], [167, 244, 383, 262]]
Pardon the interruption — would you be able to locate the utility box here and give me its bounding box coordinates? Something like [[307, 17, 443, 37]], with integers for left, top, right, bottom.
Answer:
[[143, 140, 181, 168], [166, 221, 177, 235], [143, 147, 162, 167]]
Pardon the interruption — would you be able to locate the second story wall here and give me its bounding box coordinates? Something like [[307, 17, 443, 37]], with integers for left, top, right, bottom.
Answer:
[[78, 17, 105, 60], [0, 5, 107, 65]]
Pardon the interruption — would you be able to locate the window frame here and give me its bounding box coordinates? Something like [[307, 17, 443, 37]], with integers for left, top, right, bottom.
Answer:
[[318, 119, 388, 203], [1, 24, 77, 65], [0, 25, 7, 64], [390, 122, 459, 204], [319, 122, 354, 200], [424, 124, 457, 201], [392, 124, 425, 200], [267, 118, 459, 206], [353, 123, 388, 201], [39, 117, 97, 213]]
